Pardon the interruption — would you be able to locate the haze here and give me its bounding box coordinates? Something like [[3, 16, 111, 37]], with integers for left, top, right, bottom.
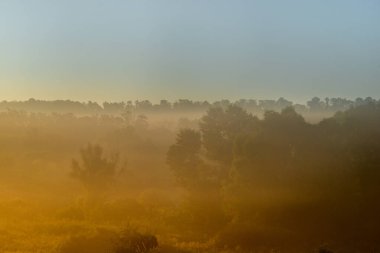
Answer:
[[1, 2, 380, 252]]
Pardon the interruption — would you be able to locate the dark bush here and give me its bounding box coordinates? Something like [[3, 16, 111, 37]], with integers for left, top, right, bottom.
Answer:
[[115, 230, 158, 253], [59, 229, 158, 253]]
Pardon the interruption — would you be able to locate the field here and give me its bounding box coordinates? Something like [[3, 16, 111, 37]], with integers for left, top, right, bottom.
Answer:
[[0, 99, 379, 253]]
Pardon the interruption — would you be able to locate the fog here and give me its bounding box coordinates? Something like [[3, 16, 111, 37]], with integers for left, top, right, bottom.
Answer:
[[0, 97, 379, 253]]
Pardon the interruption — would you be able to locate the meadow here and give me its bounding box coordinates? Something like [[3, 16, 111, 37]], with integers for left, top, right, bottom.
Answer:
[[0, 98, 379, 253]]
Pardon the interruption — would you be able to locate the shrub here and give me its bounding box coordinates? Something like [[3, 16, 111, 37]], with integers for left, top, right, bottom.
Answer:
[[115, 229, 158, 253]]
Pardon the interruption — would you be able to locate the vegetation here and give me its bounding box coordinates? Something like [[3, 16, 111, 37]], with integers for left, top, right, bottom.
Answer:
[[71, 144, 123, 196], [1, 97, 377, 121], [0, 98, 379, 252]]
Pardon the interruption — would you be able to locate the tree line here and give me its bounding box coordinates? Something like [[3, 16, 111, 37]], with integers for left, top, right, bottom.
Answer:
[[0, 97, 377, 115], [167, 101, 380, 252]]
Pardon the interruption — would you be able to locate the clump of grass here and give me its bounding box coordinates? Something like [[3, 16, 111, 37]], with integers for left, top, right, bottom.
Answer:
[[58, 227, 158, 253], [115, 229, 158, 253]]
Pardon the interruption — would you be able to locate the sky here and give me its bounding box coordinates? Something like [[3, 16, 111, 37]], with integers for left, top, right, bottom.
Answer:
[[0, 0, 379, 103]]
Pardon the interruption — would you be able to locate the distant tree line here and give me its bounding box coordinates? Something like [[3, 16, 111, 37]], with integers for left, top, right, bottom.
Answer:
[[0, 97, 378, 115]]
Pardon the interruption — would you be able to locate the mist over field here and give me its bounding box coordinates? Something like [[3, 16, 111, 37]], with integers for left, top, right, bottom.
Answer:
[[1, 0, 380, 252], [0, 98, 379, 253]]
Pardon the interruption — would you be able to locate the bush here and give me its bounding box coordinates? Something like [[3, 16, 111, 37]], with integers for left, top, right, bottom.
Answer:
[[115, 229, 158, 253], [59, 228, 158, 253]]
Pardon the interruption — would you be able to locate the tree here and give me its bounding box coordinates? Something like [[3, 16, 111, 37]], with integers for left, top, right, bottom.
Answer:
[[71, 144, 122, 195], [307, 97, 324, 112], [200, 105, 258, 166], [167, 128, 227, 234], [167, 129, 202, 188]]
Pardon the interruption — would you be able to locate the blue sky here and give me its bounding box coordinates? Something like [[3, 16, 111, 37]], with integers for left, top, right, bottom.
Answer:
[[0, 0, 379, 102]]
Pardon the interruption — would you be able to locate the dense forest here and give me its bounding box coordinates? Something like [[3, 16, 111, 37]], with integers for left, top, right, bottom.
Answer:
[[0, 98, 379, 253]]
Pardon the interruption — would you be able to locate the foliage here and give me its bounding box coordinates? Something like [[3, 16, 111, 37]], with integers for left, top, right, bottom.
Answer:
[[71, 144, 122, 193], [1, 100, 380, 252], [200, 105, 258, 165], [167, 129, 202, 188], [167, 102, 380, 251], [115, 230, 158, 253]]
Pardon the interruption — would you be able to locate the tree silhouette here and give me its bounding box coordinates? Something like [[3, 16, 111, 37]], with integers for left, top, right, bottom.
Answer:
[[200, 105, 258, 166], [167, 129, 202, 188], [71, 144, 122, 194]]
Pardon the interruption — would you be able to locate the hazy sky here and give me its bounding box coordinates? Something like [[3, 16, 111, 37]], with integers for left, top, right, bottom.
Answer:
[[1, 0, 379, 102]]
